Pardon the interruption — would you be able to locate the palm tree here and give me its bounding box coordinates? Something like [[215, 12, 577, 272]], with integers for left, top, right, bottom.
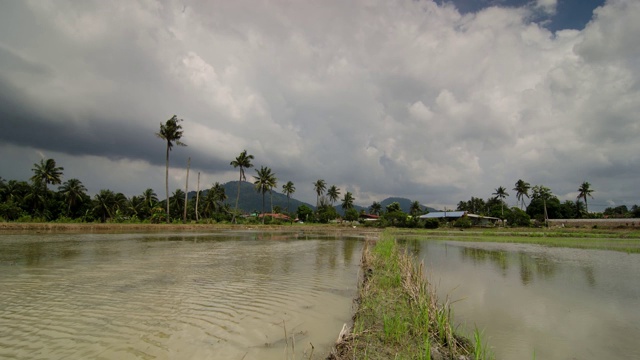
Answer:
[[513, 179, 531, 210], [370, 201, 382, 215], [313, 179, 326, 209], [156, 115, 186, 223], [254, 166, 277, 224], [209, 182, 227, 215], [24, 183, 48, 217], [532, 185, 552, 224], [1, 180, 29, 204], [409, 200, 423, 216], [92, 189, 117, 222], [58, 178, 87, 215], [327, 185, 341, 206], [31, 158, 64, 191], [142, 188, 158, 207], [492, 186, 509, 219], [139, 188, 158, 219], [341, 191, 355, 210], [170, 189, 185, 219], [577, 181, 594, 214], [230, 150, 254, 223], [282, 181, 295, 213], [127, 195, 145, 219]]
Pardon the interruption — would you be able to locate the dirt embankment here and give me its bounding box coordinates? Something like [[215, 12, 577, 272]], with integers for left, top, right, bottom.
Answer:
[[0, 222, 381, 235], [548, 218, 639, 228]]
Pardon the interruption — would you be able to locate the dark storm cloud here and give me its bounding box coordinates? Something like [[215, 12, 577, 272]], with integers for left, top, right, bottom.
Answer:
[[0, 76, 227, 173]]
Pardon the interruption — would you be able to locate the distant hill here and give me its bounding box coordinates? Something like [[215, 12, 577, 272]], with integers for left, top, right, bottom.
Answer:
[[380, 197, 438, 213], [189, 181, 314, 214], [190, 183, 437, 215]]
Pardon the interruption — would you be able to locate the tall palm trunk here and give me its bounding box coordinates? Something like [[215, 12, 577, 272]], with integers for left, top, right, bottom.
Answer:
[[183, 157, 190, 223], [262, 192, 266, 224], [196, 172, 200, 222], [584, 196, 589, 214], [233, 175, 242, 223], [165, 144, 170, 224]]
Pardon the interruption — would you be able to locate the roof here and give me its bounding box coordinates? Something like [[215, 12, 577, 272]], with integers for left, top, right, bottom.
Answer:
[[257, 213, 291, 220], [419, 211, 466, 219], [465, 213, 501, 220], [419, 211, 501, 221]]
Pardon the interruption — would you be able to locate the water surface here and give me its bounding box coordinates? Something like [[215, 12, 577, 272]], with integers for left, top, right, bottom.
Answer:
[[407, 239, 640, 359], [0, 231, 364, 359]]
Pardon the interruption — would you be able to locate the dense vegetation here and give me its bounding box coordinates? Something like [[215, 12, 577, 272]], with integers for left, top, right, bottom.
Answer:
[[2, 117, 638, 226]]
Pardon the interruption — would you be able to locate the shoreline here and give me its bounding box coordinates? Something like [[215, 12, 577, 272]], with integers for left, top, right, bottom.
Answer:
[[0, 222, 381, 234]]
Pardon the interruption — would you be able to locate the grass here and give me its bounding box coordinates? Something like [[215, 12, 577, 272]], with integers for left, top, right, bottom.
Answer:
[[330, 231, 492, 360], [389, 227, 640, 253]]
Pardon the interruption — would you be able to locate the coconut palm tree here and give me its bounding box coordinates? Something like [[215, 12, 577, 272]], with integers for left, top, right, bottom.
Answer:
[[156, 115, 186, 223], [492, 186, 509, 219], [92, 189, 117, 222], [138, 188, 157, 219], [211, 182, 227, 213], [513, 179, 531, 210], [1, 180, 29, 204], [313, 179, 326, 209], [127, 195, 145, 219], [170, 189, 185, 219], [327, 185, 341, 206], [532, 185, 552, 224], [30, 158, 64, 191], [254, 166, 277, 224], [370, 201, 382, 215], [282, 181, 295, 213], [341, 191, 355, 210], [142, 187, 157, 208], [410, 200, 423, 216], [230, 150, 254, 223], [58, 178, 87, 215], [23, 182, 48, 217], [201, 183, 227, 218], [577, 181, 594, 214]]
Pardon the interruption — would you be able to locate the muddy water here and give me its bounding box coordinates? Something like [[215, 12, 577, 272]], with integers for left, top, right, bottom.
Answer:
[[408, 240, 640, 359], [0, 231, 364, 360]]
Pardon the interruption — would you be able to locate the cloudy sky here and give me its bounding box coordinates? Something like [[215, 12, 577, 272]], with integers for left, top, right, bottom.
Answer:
[[1, 0, 638, 211]]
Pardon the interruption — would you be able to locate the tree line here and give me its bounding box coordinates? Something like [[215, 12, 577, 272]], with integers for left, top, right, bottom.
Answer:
[[456, 180, 640, 226], [2, 116, 639, 225], [0, 116, 360, 224]]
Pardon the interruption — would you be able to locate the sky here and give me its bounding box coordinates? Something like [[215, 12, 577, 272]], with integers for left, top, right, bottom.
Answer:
[[1, 0, 638, 212]]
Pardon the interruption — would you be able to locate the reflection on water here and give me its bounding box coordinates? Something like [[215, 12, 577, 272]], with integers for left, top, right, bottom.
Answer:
[[0, 231, 363, 360], [407, 239, 640, 360]]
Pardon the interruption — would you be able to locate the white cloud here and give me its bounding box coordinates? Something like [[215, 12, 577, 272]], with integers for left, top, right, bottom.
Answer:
[[536, 0, 558, 15], [1, 0, 639, 210]]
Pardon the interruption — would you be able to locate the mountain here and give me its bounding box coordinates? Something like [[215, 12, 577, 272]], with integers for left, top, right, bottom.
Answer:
[[190, 183, 436, 215], [189, 181, 315, 214], [379, 197, 438, 213]]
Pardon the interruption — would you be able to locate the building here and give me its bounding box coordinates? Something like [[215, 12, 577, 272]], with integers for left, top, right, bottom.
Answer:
[[419, 211, 501, 226]]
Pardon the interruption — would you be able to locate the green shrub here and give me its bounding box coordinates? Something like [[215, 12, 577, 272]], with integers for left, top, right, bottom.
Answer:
[[454, 216, 472, 228], [424, 218, 439, 229]]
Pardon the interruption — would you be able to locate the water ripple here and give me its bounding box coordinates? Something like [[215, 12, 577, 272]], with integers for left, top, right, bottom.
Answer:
[[0, 233, 362, 360]]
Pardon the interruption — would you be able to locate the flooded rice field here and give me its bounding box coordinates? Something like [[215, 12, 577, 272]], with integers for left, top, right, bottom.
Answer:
[[408, 239, 640, 359], [0, 231, 364, 360]]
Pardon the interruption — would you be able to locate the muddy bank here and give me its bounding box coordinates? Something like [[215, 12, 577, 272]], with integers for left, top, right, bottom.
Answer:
[[0, 222, 381, 235]]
